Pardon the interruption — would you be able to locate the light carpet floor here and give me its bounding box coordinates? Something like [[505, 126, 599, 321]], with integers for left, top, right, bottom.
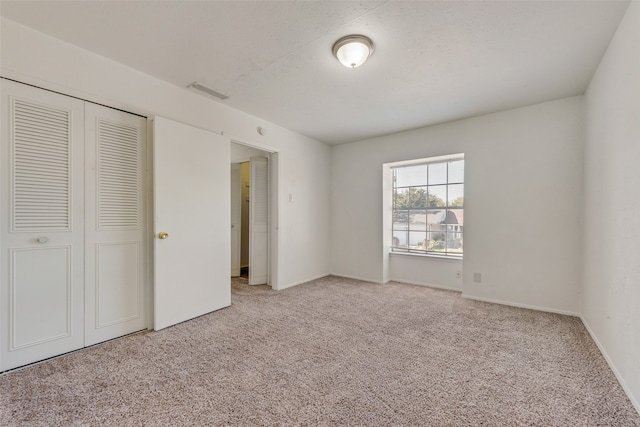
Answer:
[[1, 276, 639, 426]]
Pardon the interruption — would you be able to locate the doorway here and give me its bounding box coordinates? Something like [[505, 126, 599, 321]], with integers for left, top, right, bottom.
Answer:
[[230, 142, 277, 288]]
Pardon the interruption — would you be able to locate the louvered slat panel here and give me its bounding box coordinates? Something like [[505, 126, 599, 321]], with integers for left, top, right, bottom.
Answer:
[[98, 120, 139, 229], [253, 160, 268, 224], [12, 99, 71, 231]]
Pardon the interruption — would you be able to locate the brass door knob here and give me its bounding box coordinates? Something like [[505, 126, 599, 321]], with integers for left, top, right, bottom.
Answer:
[[158, 232, 169, 239]]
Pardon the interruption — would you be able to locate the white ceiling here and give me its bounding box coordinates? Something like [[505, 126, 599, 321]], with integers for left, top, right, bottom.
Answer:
[[0, 1, 630, 145]]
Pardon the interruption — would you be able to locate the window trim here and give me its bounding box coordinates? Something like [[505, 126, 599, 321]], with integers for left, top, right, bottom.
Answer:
[[388, 153, 464, 259], [385, 153, 464, 169], [388, 251, 463, 262]]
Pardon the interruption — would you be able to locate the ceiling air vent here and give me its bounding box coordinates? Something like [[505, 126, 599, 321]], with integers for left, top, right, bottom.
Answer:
[[187, 82, 229, 100]]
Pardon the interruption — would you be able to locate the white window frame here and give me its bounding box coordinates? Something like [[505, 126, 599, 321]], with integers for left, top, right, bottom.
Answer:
[[388, 154, 464, 259]]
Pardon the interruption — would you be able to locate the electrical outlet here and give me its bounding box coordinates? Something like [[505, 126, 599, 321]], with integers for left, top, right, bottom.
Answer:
[[456, 270, 462, 279], [473, 272, 482, 283]]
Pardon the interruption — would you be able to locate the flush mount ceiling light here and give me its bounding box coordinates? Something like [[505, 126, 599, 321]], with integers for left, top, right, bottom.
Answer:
[[332, 35, 374, 69]]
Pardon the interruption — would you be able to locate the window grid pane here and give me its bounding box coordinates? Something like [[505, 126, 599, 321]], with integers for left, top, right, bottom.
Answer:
[[391, 157, 464, 257]]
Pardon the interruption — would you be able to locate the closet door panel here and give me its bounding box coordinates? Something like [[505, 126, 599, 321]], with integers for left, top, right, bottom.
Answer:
[[230, 164, 241, 277], [249, 157, 268, 285], [10, 246, 71, 348], [1, 80, 85, 371], [95, 242, 140, 327], [84, 104, 147, 346]]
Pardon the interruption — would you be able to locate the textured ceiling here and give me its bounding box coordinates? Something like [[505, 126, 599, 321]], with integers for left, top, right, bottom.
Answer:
[[0, 1, 630, 145]]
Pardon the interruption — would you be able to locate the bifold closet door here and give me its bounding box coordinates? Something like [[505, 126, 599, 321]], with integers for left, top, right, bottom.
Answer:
[[0, 80, 85, 371], [84, 103, 147, 346], [249, 157, 268, 285], [1, 80, 147, 371], [230, 164, 241, 277]]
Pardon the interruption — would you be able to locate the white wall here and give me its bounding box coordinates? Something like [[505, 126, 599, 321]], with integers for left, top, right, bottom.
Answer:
[[583, 1, 640, 412], [1, 17, 331, 290], [331, 97, 584, 314], [389, 254, 462, 291]]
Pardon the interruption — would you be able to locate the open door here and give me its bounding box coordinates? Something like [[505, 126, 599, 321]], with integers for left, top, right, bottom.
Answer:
[[153, 117, 230, 330], [230, 164, 241, 277], [249, 157, 268, 285]]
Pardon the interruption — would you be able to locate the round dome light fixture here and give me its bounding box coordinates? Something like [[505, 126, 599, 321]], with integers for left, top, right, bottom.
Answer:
[[332, 35, 374, 69]]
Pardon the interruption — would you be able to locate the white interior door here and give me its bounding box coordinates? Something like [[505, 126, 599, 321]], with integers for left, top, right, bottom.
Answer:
[[153, 117, 230, 330], [0, 80, 85, 371], [230, 164, 241, 277], [268, 152, 279, 289], [249, 157, 268, 285], [84, 103, 147, 346]]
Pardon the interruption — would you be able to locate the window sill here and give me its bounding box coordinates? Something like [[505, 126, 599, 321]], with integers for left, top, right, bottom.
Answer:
[[388, 251, 463, 262]]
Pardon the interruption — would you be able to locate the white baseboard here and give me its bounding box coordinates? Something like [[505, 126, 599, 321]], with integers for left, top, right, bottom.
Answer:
[[388, 278, 461, 292], [331, 275, 461, 292], [580, 316, 640, 415], [461, 294, 580, 317], [277, 273, 331, 290], [329, 273, 384, 284]]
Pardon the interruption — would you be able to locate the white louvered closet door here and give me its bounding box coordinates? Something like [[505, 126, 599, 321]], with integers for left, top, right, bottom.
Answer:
[[230, 164, 242, 277], [1, 81, 148, 371], [84, 104, 147, 346], [249, 157, 268, 285], [0, 80, 85, 371]]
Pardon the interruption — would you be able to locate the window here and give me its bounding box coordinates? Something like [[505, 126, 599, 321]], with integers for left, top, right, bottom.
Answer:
[[391, 156, 464, 257]]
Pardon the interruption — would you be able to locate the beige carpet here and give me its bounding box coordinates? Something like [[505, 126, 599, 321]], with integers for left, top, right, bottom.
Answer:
[[1, 276, 638, 426]]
